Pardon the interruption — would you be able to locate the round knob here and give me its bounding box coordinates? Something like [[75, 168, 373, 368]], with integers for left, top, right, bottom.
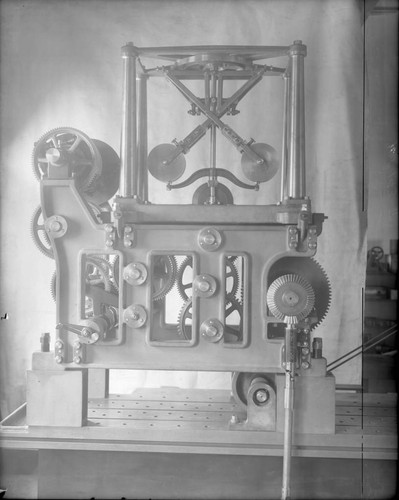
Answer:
[[123, 262, 147, 286], [198, 227, 222, 252], [200, 318, 224, 342], [123, 305, 147, 328], [193, 274, 217, 298]]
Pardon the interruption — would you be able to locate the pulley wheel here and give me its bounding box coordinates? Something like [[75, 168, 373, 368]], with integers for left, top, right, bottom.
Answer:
[[192, 182, 234, 205], [147, 143, 186, 183], [231, 372, 271, 408], [241, 143, 279, 182]]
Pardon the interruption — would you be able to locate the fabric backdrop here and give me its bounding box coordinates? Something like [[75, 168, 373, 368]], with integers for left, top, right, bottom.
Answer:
[[0, 0, 366, 414]]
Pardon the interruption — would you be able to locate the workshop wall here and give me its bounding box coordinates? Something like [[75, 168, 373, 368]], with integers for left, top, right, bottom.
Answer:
[[0, 0, 366, 416]]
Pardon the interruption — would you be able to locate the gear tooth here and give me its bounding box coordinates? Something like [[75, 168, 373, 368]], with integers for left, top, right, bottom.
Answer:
[[267, 273, 315, 322], [177, 299, 192, 339], [153, 255, 177, 301], [31, 205, 54, 259], [176, 256, 193, 301], [50, 271, 57, 301]]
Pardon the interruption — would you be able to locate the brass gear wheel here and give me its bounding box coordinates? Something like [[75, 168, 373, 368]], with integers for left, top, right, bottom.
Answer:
[[177, 299, 193, 340], [176, 256, 239, 301], [31, 205, 54, 259], [267, 257, 331, 328], [267, 274, 315, 324], [177, 294, 243, 341], [152, 255, 177, 301]]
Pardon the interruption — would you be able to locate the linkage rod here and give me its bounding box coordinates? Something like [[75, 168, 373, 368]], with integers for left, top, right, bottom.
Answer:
[[162, 68, 267, 166], [282, 324, 297, 500], [164, 70, 265, 164]]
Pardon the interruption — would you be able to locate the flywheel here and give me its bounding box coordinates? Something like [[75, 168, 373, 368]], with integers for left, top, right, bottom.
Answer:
[[32, 127, 120, 204]]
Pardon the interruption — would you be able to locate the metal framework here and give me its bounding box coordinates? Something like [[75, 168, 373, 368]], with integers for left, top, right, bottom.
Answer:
[[28, 42, 335, 499]]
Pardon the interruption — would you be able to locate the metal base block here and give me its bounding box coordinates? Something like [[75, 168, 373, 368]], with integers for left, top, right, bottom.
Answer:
[[26, 369, 88, 427], [276, 373, 336, 434]]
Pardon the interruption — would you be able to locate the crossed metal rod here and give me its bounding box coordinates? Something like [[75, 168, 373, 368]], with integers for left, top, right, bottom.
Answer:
[[158, 65, 271, 165]]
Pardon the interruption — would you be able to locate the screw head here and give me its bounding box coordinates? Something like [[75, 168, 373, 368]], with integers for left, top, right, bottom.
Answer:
[[55, 355, 63, 364], [73, 356, 82, 364]]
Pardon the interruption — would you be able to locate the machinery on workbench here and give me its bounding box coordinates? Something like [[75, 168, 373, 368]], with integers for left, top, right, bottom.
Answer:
[[30, 42, 333, 499]]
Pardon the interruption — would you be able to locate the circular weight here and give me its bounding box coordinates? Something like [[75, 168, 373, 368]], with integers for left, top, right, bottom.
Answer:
[[152, 255, 177, 301], [268, 257, 331, 329], [267, 274, 315, 323], [200, 318, 224, 343], [123, 305, 147, 329], [123, 262, 148, 286], [241, 143, 279, 182], [192, 182, 234, 205], [193, 274, 217, 298], [32, 127, 102, 191], [44, 215, 67, 238], [198, 227, 222, 252], [31, 205, 54, 259], [147, 143, 186, 183]]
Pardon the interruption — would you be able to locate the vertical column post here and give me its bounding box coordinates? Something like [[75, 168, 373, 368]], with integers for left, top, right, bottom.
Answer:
[[280, 72, 290, 201], [137, 73, 148, 201], [120, 43, 138, 198], [287, 41, 307, 199]]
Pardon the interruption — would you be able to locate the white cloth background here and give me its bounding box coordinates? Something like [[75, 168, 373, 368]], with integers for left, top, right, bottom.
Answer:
[[0, 0, 366, 413]]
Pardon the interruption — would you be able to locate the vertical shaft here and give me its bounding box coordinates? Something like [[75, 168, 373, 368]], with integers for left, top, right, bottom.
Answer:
[[209, 70, 217, 204], [282, 324, 297, 500], [280, 72, 290, 201], [287, 41, 306, 199], [120, 43, 138, 197], [137, 73, 148, 201]]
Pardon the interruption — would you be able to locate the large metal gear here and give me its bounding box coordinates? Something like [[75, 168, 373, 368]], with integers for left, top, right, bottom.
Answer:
[[152, 255, 177, 301], [31, 205, 54, 259], [224, 294, 243, 342], [177, 299, 193, 340], [32, 127, 102, 190], [177, 295, 243, 341], [267, 274, 315, 324], [85, 256, 112, 292], [176, 256, 239, 301], [267, 257, 331, 328]]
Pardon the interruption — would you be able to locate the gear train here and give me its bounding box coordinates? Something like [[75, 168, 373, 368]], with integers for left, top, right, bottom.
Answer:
[[30, 41, 334, 499]]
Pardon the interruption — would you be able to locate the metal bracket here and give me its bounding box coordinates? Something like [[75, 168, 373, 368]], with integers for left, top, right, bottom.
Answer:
[[229, 377, 276, 431]]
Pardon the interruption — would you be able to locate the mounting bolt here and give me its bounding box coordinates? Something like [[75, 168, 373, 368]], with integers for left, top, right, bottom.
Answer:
[[301, 361, 310, 369], [55, 355, 63, 364], [55, 340, 63, 349], [73, 356, 82, 364], [254, 388, 269, 405]]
